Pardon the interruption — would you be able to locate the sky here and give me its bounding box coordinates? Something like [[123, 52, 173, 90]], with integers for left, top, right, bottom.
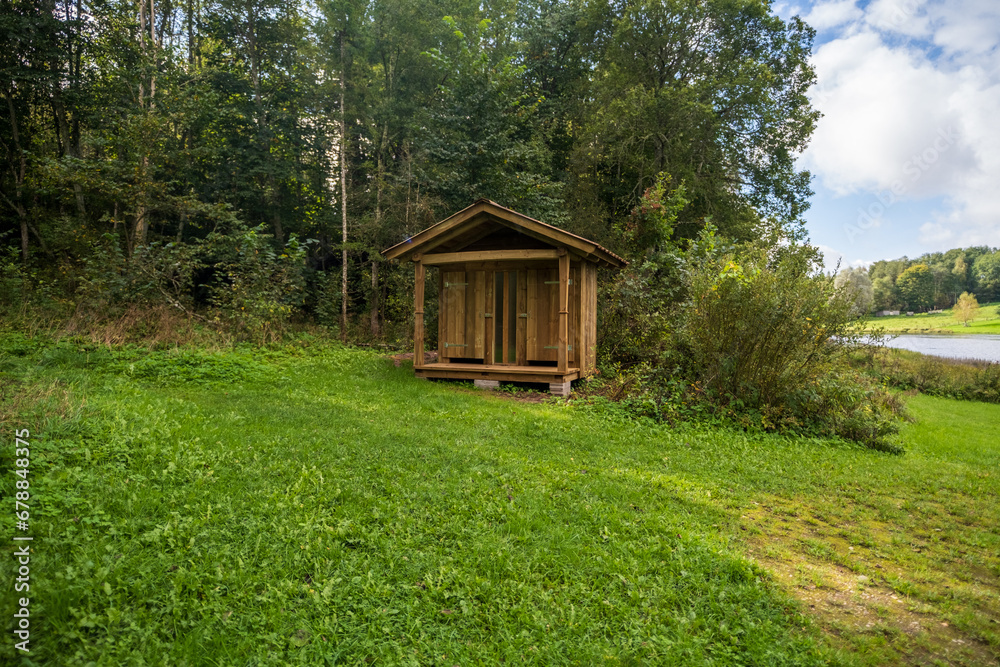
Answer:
[[772, 0, 1000, 271]]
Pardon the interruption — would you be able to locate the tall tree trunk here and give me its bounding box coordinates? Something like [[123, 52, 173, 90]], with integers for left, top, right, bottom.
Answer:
[[148, 0, 156, 103], [404, 142, 411, 229], [370, 121, 387, 338], [19, 217, 29, 262], [272, 198, 284, 244], [370, 261, 379, 337], [50, 86, 87, 217], [339, 30, 348, 343], [4, 94, 30, 261], [138, 0, 147, 103], [186, 0, 194, 66], [134, 0, 157, 246]]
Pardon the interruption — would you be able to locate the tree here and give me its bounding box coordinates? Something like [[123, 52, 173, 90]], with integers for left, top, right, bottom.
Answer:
[[896, 264, 934, 311], [953, 292, 979, 327], [417, 17, 567, 222], [871, 275, 897, 311], [834, 267, 874, 316], [576, 0, 819, 242], [973, 251, 1000, 302]]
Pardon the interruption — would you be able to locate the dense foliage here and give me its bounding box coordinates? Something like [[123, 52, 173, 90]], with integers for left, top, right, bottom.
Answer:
[[1, 0, 818, 340], [594, 180, 903, 451]]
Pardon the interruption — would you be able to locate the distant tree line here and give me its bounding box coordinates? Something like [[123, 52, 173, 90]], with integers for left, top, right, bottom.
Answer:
[[841, 247, 1000, 314]]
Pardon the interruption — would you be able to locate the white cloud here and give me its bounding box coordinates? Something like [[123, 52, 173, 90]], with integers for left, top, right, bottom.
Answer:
[[805, 33, 976, 197], [804, 0, 862, 30], [801, 0, 1000, 251], [864, 0, 930, 38]]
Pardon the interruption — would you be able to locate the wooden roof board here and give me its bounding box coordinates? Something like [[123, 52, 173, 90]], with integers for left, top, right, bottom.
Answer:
[[382, 199, 626, 268]]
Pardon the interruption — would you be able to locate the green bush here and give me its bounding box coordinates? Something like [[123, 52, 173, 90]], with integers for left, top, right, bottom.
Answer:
[[201, 225, 311, 344], [74, 235, 202, 314], [675, 243, 902, 450], [0, 247, 65, 320], [677, 244, 848, 404], [596, 182, 903, 450]]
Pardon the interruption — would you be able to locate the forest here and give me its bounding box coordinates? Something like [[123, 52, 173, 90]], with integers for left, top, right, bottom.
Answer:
[[1, 0, 819, 342], [864, 246, 1000, 312]]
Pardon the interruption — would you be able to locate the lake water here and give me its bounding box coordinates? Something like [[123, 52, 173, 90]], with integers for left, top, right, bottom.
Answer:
[[876, 334, 1000, 363]]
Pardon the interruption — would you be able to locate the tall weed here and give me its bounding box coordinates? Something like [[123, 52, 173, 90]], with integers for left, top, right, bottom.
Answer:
[[851, 347, 1000, 403]]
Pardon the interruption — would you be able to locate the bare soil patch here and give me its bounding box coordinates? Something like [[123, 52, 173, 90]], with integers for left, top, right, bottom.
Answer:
[[742, 499, 999, 666]]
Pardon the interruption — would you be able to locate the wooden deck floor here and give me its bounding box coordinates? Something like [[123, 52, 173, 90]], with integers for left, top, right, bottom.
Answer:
[[415, 363, 580, 384]]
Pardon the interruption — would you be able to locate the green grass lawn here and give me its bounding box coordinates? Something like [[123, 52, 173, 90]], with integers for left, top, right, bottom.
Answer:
[[1, 335, 998, 665], [868, 302, 1000, 334]]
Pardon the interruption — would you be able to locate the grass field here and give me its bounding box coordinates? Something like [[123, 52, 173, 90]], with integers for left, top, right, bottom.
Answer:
[[868, 302, 1000, 334], [1, 335, 998, 665]]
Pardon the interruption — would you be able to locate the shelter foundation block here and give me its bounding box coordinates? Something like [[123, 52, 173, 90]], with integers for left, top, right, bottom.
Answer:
[[549, 381, 571, 397], [474, 379, 500, 391]]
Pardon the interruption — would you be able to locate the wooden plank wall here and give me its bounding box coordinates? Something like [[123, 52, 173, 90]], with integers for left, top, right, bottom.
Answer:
[[526, 268, 557, 362], [435, 260, 596, 370], [414, 261, 425, 368], [440, 269, 485, 360], [441, 270, 466, 359], [468, 270, 485, 358], [484, 271, 494, 364], [569, 266, 579, 367]]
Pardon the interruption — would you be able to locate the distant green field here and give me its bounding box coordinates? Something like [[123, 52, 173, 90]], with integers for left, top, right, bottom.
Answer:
[[1, 335, 998, 665], [868, 302, 1000, 334]]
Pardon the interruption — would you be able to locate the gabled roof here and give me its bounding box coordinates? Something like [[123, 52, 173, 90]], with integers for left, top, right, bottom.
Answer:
[[381, 199, 626, 268]]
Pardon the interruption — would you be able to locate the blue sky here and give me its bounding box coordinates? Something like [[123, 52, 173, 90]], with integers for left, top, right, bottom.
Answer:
[[773, 0, 1000, 270]]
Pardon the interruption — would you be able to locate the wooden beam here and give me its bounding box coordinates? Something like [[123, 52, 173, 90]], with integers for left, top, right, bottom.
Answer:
[[421, 249, 561, 265], [437, 269, 444, 360], [382, 201, 488, 260], [413, 260, 425, 369], [502, 271, 510, 364], [415, 363, 581, 384], [484, 270, 495, 364], [558, 253, 569, 373], [516, 269, 527, 365]]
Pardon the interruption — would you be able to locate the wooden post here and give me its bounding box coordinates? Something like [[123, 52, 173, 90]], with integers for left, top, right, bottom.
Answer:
[[502, 271, 510, 364], [414, 258, 425, 369], [438, 269, 444, 360], [484, 271, 494, 364], [558, 251, 569, 373], [516, 269, 527, 365]]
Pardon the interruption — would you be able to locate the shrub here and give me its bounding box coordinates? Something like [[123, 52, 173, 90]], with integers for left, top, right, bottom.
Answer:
[[676, 243, 854, 407], [201, 225, 312, 345], [671, 242, 902, 450], [597, 186, 903, 450]]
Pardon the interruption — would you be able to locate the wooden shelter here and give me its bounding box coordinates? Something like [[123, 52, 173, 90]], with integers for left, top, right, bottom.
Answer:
[[382, 200, 626, 395]]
